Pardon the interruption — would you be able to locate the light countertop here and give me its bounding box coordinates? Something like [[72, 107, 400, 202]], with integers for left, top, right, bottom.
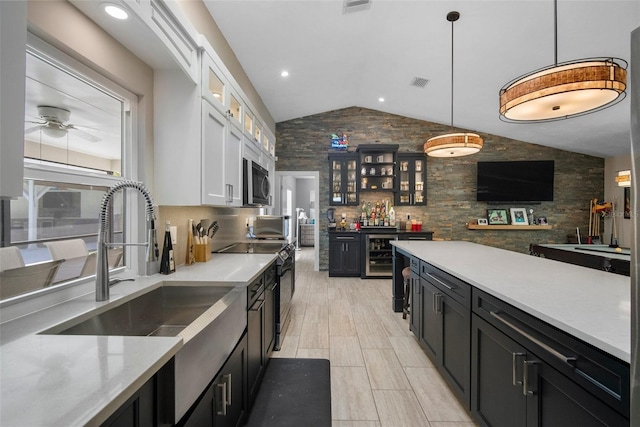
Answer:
[[392, 241, 630, 363], [0, 253, 278, 427]]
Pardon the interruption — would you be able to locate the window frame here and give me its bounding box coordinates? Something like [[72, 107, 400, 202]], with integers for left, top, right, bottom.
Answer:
[[0, 33, 143, 304]]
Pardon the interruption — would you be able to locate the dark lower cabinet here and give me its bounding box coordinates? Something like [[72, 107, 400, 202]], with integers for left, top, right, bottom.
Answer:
[[264, 278, 277, 355], [102, 360, 174, 427], [247, 285, 265, 409], [472, 289, 630, 426], [416, 262, 471, 408], [247, 261, 277, 410], [471, 314, 629, 427], [102, 376, 156, 427], [329, 233, 360, 276], [181, 333, 248, 427]]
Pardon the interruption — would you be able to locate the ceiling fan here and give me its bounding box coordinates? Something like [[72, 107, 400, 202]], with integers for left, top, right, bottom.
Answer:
[[25, 105, 101, 143]]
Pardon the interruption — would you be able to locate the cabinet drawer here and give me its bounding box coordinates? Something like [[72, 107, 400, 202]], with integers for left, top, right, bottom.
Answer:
[[410, 256, 420, 273], [264, 262, 276, 286], [248, 275, 265, 307], [420, 262, 471, 307], [473, 288, 630, 419]]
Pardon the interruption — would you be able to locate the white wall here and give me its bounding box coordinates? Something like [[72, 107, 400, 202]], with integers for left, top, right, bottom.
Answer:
[[604, 154, 632, 247]]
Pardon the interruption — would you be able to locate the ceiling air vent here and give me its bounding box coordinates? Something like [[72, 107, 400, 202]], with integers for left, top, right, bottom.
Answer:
[[344, 0, 371, 13], [410, 77, 430, 88]]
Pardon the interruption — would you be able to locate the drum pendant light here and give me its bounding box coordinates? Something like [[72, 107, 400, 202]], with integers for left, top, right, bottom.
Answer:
[[499, 0, 627, 122], [424, 11, 483, 158]]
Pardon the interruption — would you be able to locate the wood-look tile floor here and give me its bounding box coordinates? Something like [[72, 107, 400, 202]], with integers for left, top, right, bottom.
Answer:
[[272, 248, 477, 427]]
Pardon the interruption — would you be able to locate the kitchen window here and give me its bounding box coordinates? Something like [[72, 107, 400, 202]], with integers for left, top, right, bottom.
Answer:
[[0, 34, 139, 300]]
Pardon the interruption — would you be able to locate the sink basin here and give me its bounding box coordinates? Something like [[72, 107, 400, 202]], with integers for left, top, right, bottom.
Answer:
[[47, 285, 234, 337], [41, 281, 248, 423]]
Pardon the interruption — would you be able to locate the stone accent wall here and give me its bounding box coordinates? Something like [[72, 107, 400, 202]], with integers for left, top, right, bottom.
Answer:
[[276, 107, 604, 270]]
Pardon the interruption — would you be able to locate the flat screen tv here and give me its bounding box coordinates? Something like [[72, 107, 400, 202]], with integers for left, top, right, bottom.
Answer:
[[477, 160, 554, 202]]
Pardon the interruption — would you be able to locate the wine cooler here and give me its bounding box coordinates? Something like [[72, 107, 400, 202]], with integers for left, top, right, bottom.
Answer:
[[364, 234, 398, 277]]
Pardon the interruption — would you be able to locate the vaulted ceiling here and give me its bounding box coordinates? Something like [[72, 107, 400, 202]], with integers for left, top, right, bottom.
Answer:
[[203, 0, 640, 158]]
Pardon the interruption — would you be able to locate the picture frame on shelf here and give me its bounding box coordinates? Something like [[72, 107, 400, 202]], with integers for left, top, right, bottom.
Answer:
[[487, 209, 509, 225], [477, 218, 488, 225], [510, 208, 529, 225], [536, 216, 548, 225]]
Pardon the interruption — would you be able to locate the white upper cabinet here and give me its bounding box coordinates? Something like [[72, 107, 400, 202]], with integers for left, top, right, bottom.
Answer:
[[202, 101, 241, 206], [148, 0, 199, 82], [228, 90, 243, 130], [201, 52, 227, 114], [0, 1, 27, 198]]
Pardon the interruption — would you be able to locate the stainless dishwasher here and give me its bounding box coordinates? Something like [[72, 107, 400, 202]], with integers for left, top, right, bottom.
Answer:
[[364, 234, 397, 277]]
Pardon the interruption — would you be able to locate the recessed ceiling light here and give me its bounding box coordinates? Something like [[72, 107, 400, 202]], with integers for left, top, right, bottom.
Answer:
[[103, 3, 128, 20], [378, 97, 385, 102], [281, 71, 289, 77]]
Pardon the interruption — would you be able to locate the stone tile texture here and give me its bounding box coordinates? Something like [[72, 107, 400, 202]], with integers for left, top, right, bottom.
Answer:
[[275, 107, 603, 270]]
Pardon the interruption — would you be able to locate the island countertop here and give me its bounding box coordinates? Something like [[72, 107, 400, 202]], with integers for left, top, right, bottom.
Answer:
[[0, 252, 278, 426], [392, 241, 631, 363]]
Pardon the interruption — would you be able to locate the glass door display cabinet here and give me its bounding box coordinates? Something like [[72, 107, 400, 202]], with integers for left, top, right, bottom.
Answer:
[[357, 144, 399, 193], [329, 153, 359, 206], [396, 153, 426, 206]]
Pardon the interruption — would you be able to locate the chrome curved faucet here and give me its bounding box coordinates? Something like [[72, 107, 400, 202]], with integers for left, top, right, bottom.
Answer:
[[96, 181, 159, 301]]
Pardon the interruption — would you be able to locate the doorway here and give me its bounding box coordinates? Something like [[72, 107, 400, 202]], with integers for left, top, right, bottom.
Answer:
[[274, 171, 319, 271]]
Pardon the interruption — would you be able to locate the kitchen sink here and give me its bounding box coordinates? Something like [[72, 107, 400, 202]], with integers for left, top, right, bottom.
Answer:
[[44, 284, 235, 337], [41, 281, 248, 423]]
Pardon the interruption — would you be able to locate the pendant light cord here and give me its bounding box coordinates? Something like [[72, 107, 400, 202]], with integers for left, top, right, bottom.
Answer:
[[553, 0, 558, 66], [450, 16, 454, 128], [446, 11, 459, 128]]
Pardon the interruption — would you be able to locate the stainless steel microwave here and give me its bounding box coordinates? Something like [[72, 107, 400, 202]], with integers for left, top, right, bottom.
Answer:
[[243, 159, 271, 206]]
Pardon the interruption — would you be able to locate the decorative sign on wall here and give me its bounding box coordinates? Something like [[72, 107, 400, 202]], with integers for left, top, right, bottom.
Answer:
[[331, 133, 349, 149]]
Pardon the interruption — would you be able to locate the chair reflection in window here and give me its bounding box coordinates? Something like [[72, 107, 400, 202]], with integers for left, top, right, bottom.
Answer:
[[44, 239, 123, 284], [0, 247, 62, 299]]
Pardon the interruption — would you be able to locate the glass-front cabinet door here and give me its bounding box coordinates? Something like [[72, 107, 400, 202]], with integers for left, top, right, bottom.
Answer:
[[397, 153, 426, 206], [329, 153, 359, 206]]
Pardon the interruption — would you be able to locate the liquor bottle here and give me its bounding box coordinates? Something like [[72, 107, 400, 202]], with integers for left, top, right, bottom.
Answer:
[[160, 221, 175, 274]]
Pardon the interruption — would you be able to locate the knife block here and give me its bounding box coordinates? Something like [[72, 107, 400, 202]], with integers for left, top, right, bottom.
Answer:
[[194, 243, 211, 262]]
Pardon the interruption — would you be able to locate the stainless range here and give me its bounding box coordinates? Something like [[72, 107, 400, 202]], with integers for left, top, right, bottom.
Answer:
[[215, 241, 295, 350]]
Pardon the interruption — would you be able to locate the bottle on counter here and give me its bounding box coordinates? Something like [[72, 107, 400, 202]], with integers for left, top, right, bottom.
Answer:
[[389, 203, 396, 227], [160, 221, 175, 274]]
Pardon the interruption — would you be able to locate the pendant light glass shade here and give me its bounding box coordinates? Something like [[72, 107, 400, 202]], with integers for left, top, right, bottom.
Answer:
[[424, 133, 483, 157], [424, 11, 483, 158], [499, 57, 627, 122], [499, 0, 627, 123]]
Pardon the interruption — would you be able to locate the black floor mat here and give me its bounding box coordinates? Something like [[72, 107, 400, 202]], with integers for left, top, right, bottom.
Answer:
[[245, 358, 331, 427]]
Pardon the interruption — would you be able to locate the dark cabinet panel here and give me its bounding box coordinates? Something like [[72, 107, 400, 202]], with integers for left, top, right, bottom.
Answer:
[[181, 334, 248, 427], [471, 314, 527, 427], [396, 153, 426, 206], [329, 233, 360, 277], [264, 279, 277, 355], [415, 262, 471, 408], [329, 153, 359, 206], [102, 376, 156, 427], [247, 293, 265, 408], [472, 289, 630, 426]]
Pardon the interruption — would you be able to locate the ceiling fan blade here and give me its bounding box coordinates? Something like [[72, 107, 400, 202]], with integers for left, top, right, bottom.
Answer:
[[25, 125, 43, 134], [68, 126, 101, 143]]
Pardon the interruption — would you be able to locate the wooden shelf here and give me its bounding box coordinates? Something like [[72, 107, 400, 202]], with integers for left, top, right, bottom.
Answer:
[[467, 223, 552, 230]]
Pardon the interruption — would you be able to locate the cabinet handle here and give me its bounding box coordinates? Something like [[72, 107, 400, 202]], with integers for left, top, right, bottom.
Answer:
[[512, 353, 525, 386], [490, 311, 577, 366], [226, 184, 233, 204], [433, 293, 442, 313], [250, 298, 265, 311], [336, 236, 354, 240], [216, 382, 227, 415], [224, 374, 232, 406], [415, 277, 420, 294], [425, 272, 455, 291], [522, 360, 536, 396]]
